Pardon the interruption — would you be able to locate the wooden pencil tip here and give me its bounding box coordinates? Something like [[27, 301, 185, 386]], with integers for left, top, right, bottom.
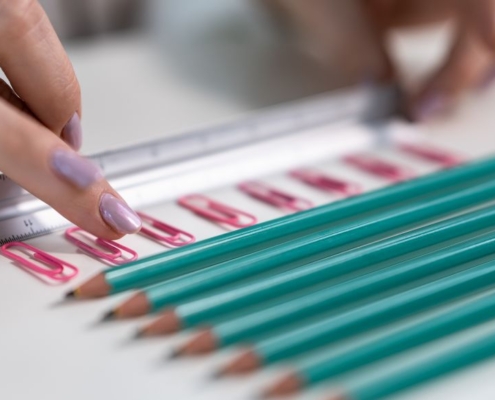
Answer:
[[65, 290, 76, 299], [263, 372, 303, 398], [101, 309, 116, 322], [167, 348, 183, 360], [133, 329, 144, 340], [209, 369, 223, 381], [222, 348, 261, 375], [325, 390, 348, 400]]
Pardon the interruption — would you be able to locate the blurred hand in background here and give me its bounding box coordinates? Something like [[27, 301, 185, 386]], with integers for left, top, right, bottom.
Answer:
[[262, 0, 495, 121], [0, 1, 141, 240]]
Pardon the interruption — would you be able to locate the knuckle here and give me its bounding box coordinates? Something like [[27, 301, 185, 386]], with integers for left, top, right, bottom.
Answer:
[[0, 0, 43, 39]]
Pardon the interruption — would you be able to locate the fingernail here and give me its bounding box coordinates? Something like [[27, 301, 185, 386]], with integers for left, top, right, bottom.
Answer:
[[51, 149, 102, 188], [99, 193, 142, 234], [413, 92, 450, 122], [62, 113, 83, 151], [478, 67, 495, 91]]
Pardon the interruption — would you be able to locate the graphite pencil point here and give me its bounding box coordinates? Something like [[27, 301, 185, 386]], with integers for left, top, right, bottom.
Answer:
[[133, 329, 144, 340], [65, 290, 76, 299], [101, 309, 116, 322], [209, 369, 223, 381], [167, 348, 182, 360]]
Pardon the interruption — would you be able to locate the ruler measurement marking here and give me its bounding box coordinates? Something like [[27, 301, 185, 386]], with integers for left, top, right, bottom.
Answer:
[[0, 86, 398, 244]]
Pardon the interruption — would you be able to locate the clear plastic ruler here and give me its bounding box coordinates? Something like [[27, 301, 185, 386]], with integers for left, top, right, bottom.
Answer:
[[0, 84, 399, 245]]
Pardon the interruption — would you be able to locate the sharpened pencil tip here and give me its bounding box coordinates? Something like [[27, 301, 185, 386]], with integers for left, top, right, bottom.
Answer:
[[101, 310, 116, 322], [167, 348, 182, 360], [65, 290, 76, 299], [133, 329, 144, 340], [209, 369, 223, 381]]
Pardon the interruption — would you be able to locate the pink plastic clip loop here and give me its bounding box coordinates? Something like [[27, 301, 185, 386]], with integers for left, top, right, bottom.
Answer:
[[138, 212, 196, 247], [290, 169, 362, 197], [1, 242, 78, 283], [238, 181, 314, 212], [64, 227, 138, 265], [345, 155, 416, 182], [399, 143, 464, 167], [178, 194, 257, 228]]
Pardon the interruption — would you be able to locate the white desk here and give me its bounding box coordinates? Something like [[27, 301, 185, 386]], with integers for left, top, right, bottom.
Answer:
[[3, 24, 495, 400]]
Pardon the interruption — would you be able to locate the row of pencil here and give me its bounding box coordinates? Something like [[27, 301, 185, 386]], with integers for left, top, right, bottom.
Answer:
[[62, 153, 495, 399], [1, 146, 448, 284]]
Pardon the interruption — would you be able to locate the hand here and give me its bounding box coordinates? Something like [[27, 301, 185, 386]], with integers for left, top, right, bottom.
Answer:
[[262, 0, 495, 121], [0, 1, 141, 239]]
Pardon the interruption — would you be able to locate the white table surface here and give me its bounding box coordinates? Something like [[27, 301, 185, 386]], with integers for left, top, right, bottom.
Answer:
[[3, 15, 495, 400]]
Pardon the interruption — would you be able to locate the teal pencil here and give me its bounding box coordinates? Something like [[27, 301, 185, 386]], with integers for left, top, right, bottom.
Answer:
[[140, 227, 495, 338], [115, 196, 495, 320], [193, 256, 495, 370], [264, 289, 495, 397], [323, 321, 495, 400], [70, 157, 495, 298]]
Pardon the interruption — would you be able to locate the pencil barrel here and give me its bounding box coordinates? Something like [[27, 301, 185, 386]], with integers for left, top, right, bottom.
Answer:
[[104, 158, 495, 293], [300, 291, 495, 385], [255, 258, 495, 364], [202, 230, 495, 344], [146, 180, 495, 311], [346, 323, 495, 400]]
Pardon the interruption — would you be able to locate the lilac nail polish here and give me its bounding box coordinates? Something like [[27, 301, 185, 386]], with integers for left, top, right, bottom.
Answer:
[[413, 92, 449, 122], [62, 113, 83, 151], [51, 149, 102, 188], [478, 67, 495, 91], [99, 193, 142, 234]]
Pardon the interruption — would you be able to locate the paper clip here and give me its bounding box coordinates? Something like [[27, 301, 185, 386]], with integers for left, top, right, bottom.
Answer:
[[138, 212, 196, 247], [344, 154, 415, 182], [64, 227, 138, 265], [1, 242, 78, 283], [238, 181, 313, 212], [178, 194, 257, 228], [290, 169, 362, 197], [399, 143, 464, 167]]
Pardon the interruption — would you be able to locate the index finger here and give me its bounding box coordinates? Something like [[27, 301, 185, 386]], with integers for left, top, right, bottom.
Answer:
[[0, 0, 82, 147]]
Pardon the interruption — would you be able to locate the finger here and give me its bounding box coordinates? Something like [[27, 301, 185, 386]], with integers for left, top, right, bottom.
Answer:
[[409, 26, 493, 121], [0, 1, 82, 149], [0, 78, 31, 115], [0, 99, 141, 240], [365, 0, 455, 28], [262, 0, 392, 83], [459, 0, 495, 53]]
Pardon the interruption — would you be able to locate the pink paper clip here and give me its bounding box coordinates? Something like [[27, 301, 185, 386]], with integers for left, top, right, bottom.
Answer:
[[64, 227, 138, 265], [1, 242, 78, 283], [178, 194, 257, 228], [345, 154, 416, 182], [399, 143, 464, 167], [138, 212, 196, 247], [238, 181, 314, 212], [290, 169, 362, 197]]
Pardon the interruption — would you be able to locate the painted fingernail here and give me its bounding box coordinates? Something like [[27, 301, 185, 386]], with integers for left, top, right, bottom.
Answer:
[[413, 92, 450, 122], [51, 149, 102, 188], [62, 113, 83, 151], [99, 193, 142, 234], [478, 67, 495, 91]]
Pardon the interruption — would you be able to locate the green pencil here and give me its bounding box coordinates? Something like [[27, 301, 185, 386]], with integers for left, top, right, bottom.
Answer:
[[191, 256, 495, 370], [140, 227, 495, 338], [70, 156, 495, 298], [323, 321, 495, 400], [114, 195, 495, 320], [264, 289, 495, 397]]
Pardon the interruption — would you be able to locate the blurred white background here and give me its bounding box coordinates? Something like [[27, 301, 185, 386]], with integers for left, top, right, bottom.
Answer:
[[27, 0, 495, 156]]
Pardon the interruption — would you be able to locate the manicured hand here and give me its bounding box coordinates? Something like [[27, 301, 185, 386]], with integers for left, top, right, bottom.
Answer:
[[262, 0, 495, 120], [0, 1, 141, 239]]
